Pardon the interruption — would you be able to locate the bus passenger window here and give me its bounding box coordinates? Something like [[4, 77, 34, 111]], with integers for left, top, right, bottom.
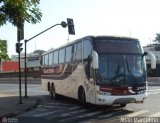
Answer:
[[66, 46, 72, 62], [49, 53, 53, 65], [83, 40, 92, 61], [42, 56, 45, 65], [74, 42, 82, 62], [54, 51, 58, 64], [44, 54, 49, 65], [59, 48, 65, 63], [83, 40, 92, 78]]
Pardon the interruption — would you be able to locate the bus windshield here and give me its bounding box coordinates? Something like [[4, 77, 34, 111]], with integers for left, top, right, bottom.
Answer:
[[94, 39, 147, 86]]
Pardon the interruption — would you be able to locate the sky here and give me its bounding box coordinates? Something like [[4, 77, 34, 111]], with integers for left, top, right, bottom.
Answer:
[[0, 0, 160, 57]]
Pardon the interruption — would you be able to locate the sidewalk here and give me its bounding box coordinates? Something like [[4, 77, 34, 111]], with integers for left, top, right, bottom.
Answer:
[[0, 95, 39, 118]]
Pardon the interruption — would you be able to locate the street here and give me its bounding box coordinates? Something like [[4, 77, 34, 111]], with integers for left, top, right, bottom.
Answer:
[[0, 83, 160, 123]]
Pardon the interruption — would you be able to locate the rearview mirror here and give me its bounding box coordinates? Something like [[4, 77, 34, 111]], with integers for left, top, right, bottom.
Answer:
[[144, 51, 156, 69], [91, 50, 99, 69]]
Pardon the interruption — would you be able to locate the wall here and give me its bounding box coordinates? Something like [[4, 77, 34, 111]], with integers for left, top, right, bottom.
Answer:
[[1, 61, 19, 72], [0, 71, 41, 78]]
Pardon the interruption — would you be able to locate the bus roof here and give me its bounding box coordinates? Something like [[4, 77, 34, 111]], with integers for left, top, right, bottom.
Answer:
[[42, 35, 139, 55]]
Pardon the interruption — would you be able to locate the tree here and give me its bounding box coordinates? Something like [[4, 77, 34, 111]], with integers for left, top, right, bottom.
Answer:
[[0, 0, 42, 61], [153, 33, 160, 51], [0, 0, 42, 27], [0, 39, 9, 61]]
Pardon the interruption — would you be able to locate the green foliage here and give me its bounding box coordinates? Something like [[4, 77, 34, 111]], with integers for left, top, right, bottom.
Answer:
[[0, 39, 10, 60], [153, 33, 160, 51], [0, 0, 42, 27]]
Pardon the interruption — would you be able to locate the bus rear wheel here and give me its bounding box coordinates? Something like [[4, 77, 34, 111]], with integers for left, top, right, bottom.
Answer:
[[50, 84, 57, 99]]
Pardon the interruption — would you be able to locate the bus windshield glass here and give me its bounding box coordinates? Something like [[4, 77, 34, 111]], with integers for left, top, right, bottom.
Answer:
[[94, 39, 147, 86]]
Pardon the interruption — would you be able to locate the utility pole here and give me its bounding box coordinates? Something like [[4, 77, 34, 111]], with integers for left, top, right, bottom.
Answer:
[[16, 25, 24, 104], [24, 21, 67, 98]]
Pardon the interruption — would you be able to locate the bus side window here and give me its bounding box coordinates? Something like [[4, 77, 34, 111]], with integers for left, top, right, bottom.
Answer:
[[73, 42, 82, 62], [42, 55, 45, 66], [49, 52, 53, 65], [66, 46, 72, 62], [54, 51, 58, 64], [59, 48, 65, 64], [83, 40, 92, 61], [83, 40, 93, 78], [44, 54, 49, 65]]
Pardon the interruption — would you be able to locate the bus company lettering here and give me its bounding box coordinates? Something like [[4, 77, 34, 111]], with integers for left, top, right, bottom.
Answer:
[[137, 86, 146, 91], [100, 86, 112, 91], [43, 68, 54, 74]]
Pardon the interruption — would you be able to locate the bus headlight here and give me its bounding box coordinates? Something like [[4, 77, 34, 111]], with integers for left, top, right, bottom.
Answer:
[[96, 91, 111, 95]]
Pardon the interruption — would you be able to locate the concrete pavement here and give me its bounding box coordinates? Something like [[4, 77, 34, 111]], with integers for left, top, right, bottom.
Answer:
[[0, 95, 39, 119]]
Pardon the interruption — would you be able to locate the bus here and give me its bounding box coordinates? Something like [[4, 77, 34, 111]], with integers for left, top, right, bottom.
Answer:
[[41, 36, 156, 107]]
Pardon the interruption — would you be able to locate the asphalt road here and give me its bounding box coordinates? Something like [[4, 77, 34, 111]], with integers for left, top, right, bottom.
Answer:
[[0, 83, 160, 123], [0, 83, 48, 98]]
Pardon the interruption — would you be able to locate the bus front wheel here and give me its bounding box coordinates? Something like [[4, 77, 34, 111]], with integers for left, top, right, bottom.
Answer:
[[120, 104, 126, 107], [78, 88, 87, 108]]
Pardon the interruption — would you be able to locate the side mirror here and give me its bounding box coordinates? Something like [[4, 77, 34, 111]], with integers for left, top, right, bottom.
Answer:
[[144, 51, 156, 69], [141, 52, 147, 59], [91, 50, 99, 69]]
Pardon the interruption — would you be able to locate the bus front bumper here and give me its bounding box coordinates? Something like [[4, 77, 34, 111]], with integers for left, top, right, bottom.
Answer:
[[95, 93, 147, 105]]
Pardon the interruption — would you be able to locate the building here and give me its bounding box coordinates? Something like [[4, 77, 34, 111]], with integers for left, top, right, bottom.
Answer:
[[0, 61, 19, 72], [11, 50, 45, 72], [143, 44, 160, 77]]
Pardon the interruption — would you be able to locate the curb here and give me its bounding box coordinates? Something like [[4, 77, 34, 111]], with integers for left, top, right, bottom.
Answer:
[[25, 97, 40, 112], [0, 97, 40, 119]]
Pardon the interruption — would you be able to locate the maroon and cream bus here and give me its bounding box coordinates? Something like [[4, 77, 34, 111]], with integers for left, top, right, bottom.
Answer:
[[41, 36, 156, 107]]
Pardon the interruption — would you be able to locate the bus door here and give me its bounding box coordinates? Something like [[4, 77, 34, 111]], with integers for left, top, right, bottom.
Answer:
[[84, 61, 96, 104], [83, 39, 96, 103], [88, 76, 96, 104]]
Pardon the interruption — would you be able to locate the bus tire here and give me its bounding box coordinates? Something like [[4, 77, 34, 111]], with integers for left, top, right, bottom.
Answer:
[[78, 87, 87, 108], [120, 104, 126, 107], [47, 82, 50, 91], [50, 83, 57, 99]]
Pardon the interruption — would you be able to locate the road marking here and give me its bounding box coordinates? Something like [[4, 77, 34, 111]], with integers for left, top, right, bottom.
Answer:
[[43, 105, 57, 108], [149, 112, 160, 117], [97, 110, 124, 118], [33, 109, 63, 117], [35, 108, 47, 112], [68, 106, 81, 110], [46, 106, 82, 119], [147, 88, 160, 92], [148, 92, 160, 96], [60, 109, 87, 117], [0, 89, 19, 92], [27, 90, 47, 93], [59, 109, 105, 122], [125, 110, 148, 117], [84, 110, 103, 116], [48, 102, 77, 107]]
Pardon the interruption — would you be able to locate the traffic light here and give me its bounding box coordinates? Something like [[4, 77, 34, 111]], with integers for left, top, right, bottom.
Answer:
[[67, 18, 75, 35], [16, 42, 23, 53], [17, 25, 24, 42]]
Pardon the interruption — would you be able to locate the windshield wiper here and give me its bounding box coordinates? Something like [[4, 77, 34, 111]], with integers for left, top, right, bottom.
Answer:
[[125, 56, 139, 83], [125, 57, 130, 73]]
